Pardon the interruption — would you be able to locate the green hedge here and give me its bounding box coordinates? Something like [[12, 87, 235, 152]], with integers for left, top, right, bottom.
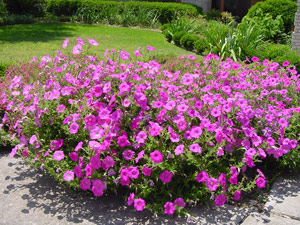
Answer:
[[46, 0, 202, 24], [246, 0, 297, 32]]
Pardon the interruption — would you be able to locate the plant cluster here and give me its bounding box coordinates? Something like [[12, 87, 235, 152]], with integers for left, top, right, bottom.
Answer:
[[246, 0, 297, 33], [1, 39, 300, 216], [46, 0, 202, 25]]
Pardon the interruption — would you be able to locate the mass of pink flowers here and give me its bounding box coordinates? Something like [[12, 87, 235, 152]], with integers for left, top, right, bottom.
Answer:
[[1, 38, 299, 215]]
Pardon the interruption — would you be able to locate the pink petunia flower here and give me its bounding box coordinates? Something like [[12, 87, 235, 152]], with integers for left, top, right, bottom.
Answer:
[[160, 170, 173, 183], [234, 190, 241, 200], [69, 123, 79, 134], [80, 178, 91, 191], [174, 198, 186, 208], [189, 143, 202, 153], [150, 150, 164, 163], [127, 193, 135, 206], [69, 152, 78, 161], [88, 39, 99, 46], [134, 198, 146, 211], [142, 166, 152, 176], [63, 170, 74, 182], [90, 156, 101, 170], [215, 194, 226, 206], [256, 177, 266, 188], [53, 151, 65, 161], [122, 150, 135, 160], [175, 144, 184, 155], [91, 179, 105, 196], [196, 171, 209, 182], [206, 177, 219, 191], [164, 202, 175, 215], [147, 45, 155, 51], [72, 44, 82, 55], [62, 38, 69, 48]]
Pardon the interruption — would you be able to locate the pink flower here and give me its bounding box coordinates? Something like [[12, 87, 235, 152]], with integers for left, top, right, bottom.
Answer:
[[136, 131, 147, 144], [175, 144, 184, 155], [90, 126, 104, 139], [62, 38, 69, 48], [234, 190, 241, 200], [282, 61, 290, 67], [189, 143, 202, 153], [142, 166, 152, 176], [77, 38, 85, 45], [122, 98, 131, 107], [134, 198, 146, 211], [29, 135, 37, 145], [150, 150, 164, 163], [85, 164, 93, 177], [90, 156, 101, 170], [174, 198, 186, 208], [69, 123, 79, 134], [160, 170, 173, 183], [256, 177, 266, 188], [69, 152, 78, 161], [135, 150, 144, 163], [190, 126, 202, 138], [206, 177, 219, 191], [196, 171, 209, 182], [63, 170, 74, 182], [53, 151, 64, 161], [80, 178, 91, 191], [88, 39, 99, 46], [149, 122, 163, 136], [57, 104, 66, 113], [122, 150, 135, 160], [74, 166, 82, 178], [91, 179, 105, 196], [215, 194, 226, 206], [147, 45, 155, 51], [251, 56, 259, 62], [117, 135, 130, 147], [119, 50, 130, 60], [219, 173, 226, 187], [127, 193, 135, 206], [188, 54, 195, 60], [102, 156, 115, 171], [75, 141, 83, 151], [164, 202, 175, 215], [72, 44, 82, 55], [278, 118, 289, 127], [129, 167, 139, 179]]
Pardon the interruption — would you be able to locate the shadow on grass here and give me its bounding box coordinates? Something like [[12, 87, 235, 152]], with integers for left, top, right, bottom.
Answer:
[[0, 23, 76, 43]]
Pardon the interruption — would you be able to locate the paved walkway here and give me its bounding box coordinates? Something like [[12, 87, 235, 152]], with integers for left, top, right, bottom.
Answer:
[[0, 150, 299, 225]]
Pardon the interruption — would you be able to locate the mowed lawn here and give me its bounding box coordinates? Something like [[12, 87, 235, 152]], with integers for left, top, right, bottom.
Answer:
[[0, 23, 192, 63]]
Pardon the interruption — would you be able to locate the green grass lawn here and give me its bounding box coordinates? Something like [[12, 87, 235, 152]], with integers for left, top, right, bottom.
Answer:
[[0, 23, 193, 63]]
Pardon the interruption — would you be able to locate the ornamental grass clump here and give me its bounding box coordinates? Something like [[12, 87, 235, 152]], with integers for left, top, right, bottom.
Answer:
[[1, 39, 300, 216]]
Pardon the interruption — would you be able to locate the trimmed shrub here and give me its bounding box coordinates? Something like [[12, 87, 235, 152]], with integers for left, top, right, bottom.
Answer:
[[46, 0, 202, 24], [0, 14, 35, 25], [246, 0, 297, 32], [180, 34, 200, 51], [193, 37, 207, 53], [3, 0, 45, 16], [259, 43, 300, 71], [173, 31, 187, 46]]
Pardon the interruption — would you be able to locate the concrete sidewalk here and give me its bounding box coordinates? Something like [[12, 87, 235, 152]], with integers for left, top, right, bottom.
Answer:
[[0, 150, 299, 225]]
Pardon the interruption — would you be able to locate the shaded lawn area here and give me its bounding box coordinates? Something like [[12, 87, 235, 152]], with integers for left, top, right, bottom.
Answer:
[[0, 23, 192, 63]]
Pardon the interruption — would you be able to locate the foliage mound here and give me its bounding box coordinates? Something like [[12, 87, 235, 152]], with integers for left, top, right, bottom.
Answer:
[[246, 0, 297, 32], [46, 0, 202, 24], [1, 39, 300, 216]]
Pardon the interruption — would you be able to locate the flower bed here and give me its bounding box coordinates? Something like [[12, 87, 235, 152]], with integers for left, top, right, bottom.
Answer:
[[1, 39, 300, 215]]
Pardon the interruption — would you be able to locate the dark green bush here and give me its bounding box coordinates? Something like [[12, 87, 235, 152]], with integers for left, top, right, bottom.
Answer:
[[180, 34, 200, 51], [0, 14, 35, 25], [46, 0, 202, 24], [246, 0, 297, 32], [173, 31, 187, 46], [0, 0, 7, 16], [259, 43, 300, 70], [193, 37, 207, 53], [3, 0, 45, 16], [163, 28, 173, 42]]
